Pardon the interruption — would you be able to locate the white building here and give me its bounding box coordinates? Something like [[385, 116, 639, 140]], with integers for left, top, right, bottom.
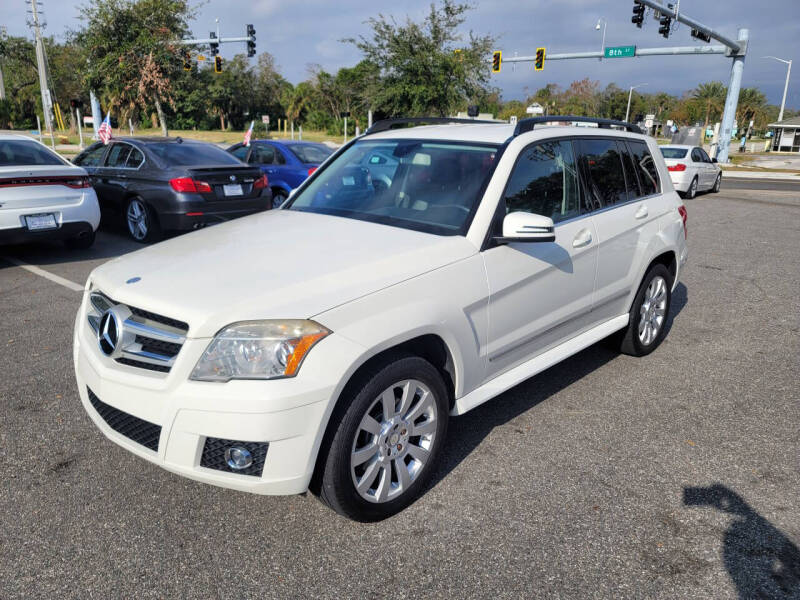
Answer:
[[768, 116, 800, 152]]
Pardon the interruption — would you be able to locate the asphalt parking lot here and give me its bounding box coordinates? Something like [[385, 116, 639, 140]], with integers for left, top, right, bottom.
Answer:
[[1, 180, 798, 599]]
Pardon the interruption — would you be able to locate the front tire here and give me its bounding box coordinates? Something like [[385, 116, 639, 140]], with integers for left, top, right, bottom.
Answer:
[[711, 173, 721, 193], [616, 264, 672, 357], [318, 355, 449, 521]]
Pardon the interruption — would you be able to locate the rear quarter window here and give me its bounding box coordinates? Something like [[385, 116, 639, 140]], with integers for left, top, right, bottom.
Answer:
[[628, 141, 660, 196]]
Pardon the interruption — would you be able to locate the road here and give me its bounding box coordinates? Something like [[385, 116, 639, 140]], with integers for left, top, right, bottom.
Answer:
[[1, 181, 798, 599]]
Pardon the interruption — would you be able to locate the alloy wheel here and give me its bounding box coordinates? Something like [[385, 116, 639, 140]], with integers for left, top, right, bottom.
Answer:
[[350, 379, 438, 504], [638, 275, 668, 346], [126, 199, 149, 241]]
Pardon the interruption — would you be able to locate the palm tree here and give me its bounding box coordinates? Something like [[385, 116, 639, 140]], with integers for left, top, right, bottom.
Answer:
[[736, 88, 768, 130], [692, 82, 727, 128]]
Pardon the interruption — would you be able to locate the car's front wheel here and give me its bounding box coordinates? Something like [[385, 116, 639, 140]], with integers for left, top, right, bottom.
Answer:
[[318, 355, 449, 521], [712, 173, 721, 193]]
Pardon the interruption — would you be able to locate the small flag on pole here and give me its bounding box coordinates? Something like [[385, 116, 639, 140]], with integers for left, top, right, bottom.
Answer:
[[98, 114, 112, 145], [243, 120, 254, 147]]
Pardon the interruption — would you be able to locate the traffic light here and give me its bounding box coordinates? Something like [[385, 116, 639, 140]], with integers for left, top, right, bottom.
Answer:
[[631, 1, 645, 27], [69, 99, 83, 109], [492, 51, 501, 73], [658, 14, 672, 38], [209, 32, 219, 55], [690, 28, 712, 43], [214, 55, 223, 73], [534, 47, 545, 71], [183, 52, 192, 71], [246, 24, 256, 57]]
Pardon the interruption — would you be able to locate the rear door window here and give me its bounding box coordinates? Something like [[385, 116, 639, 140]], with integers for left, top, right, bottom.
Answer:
[[618, 141, 641, 201], [503, 140, 581, 223], [105, 143, 132, 168], [577, 138, 628, 209], [230, 145, 249, 161], [251, 144, 276, 164], [628, 141, 660, 196]]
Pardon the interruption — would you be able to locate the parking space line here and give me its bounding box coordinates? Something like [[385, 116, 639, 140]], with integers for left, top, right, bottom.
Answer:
[[1, 255, 84, 292]]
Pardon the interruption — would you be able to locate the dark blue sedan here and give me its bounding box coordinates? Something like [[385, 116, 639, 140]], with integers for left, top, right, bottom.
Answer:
[[227, 140, 334, 207]]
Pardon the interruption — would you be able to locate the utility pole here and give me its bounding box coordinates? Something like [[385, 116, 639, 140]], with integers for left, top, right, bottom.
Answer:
[[625, 83, 648, 122], [28, 0, 54, 134], [0, 26, 7, 100], [763, 56, 792, 122]]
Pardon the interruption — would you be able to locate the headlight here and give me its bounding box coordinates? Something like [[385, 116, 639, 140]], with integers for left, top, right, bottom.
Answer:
[[190, 320, 330, 382]]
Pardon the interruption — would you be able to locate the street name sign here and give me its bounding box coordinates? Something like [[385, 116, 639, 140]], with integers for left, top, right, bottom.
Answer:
[[604, 45, 636, 58]]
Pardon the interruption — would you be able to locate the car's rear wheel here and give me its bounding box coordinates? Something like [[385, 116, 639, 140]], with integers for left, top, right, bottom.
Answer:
[[125, 197, 161, 243], [64, 230, 95, 250], [318, 355, 449, 521], [684, 177, 698, 199], [712, 173, 721, 193], [272, 189, 288, 209], [616, 264, 673, 357]]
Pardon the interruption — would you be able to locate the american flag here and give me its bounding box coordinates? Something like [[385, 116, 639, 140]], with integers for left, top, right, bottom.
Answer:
[[243, 120, 254, 147], [98, 114, 112, 145]]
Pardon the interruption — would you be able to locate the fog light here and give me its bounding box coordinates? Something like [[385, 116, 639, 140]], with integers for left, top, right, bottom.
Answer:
[[224, 446, 253, 470]]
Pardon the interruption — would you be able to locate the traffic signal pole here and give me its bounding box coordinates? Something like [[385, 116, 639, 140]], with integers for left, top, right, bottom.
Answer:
[[500, 0, 748, 163]]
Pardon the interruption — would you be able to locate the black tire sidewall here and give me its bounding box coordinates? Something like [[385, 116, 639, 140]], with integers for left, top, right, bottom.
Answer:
[[687, 177, 697, 199], [126, 198, 161, 243], [713, 174, 721, 192], [623, 264, 673, 356], [321, 356, 449, 521]]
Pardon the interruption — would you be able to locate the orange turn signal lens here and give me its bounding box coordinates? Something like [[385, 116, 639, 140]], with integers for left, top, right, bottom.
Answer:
[[284, 331, 328, 376]]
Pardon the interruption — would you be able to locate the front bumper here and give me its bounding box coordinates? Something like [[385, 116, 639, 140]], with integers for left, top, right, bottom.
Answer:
[[73, 294, 365, 495]]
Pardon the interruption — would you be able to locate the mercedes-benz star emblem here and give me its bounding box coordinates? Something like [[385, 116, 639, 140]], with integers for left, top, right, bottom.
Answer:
[[98, 309, 120, 356]]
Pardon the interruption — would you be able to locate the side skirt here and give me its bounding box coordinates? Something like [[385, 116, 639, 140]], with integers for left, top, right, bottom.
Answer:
[[452, 314, 629, 416]]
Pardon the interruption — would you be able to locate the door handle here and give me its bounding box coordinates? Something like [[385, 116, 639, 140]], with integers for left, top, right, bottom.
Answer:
[[635, 205, 649, 219], [572, 228, 592, 248]]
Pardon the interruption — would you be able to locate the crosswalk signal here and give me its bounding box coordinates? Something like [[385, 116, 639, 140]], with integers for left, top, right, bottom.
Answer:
[[631, 1, 645, 27], [534, 47, 545, 71], [246, 24, 256, 57], [492, 51, 501, 73], [658, 14, 672, 38], [214, 55, 223, 73]]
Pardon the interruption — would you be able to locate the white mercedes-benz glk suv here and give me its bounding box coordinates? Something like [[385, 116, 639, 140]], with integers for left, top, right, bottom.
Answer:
[[74, 116, 688, 521]]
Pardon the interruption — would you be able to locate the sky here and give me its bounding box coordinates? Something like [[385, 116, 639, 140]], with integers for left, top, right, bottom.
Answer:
[[3, 0, 799, 110]]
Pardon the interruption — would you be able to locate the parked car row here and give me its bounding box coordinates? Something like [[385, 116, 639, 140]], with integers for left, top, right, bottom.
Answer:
[[1, 133, 334, 248]]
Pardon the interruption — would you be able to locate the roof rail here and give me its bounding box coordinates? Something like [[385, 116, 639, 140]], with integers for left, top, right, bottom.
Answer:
[[514, 115, 643, 136], [365, 117, 500, 135]]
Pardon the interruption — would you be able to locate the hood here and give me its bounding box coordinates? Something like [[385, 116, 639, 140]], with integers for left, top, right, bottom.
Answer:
[[90, 210, 477, 337]]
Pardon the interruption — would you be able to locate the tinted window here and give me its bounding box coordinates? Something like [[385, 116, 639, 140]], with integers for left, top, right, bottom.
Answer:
[[660, 147, 688, 159], [0, 139, 65, 166], [618, 141, 641, 201], [289, 139, 498, 235], [275, 149, 286, 165], [126, 146, 144, 168], [698, 148, 712, 163], [148, 142, 241, 166], [629, 141, 660, 196], [105, 143, 132, 168], [74, 145, 106, 167], [578, 138, 628, 209], [230, 145, 249, 161], [503, 140, 581, 223], [251, 144, 275, 164], [288, 144, 332, 164], [691, 148, 703, 163]]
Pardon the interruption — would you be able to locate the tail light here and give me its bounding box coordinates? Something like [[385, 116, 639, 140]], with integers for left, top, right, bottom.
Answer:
[[253, 174, 268, 190], [170, 177, 212, 193], [678, 205, 687, 239], [65, 177, 91, 188], [0, 176, 90, 188], [668, 163, 687, 172], [307, 167, 318, 177]]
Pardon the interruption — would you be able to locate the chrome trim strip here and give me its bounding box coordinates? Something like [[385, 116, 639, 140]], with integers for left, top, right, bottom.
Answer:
[[123, 318, 186, 343], [120, 348, 176, 367]]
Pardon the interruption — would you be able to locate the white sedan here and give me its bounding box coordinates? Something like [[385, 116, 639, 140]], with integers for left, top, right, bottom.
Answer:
[[659, 145, 721, 199], [0, 134, 100, 248]]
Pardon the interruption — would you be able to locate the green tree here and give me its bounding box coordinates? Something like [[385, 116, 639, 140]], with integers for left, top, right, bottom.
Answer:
[[346, 0, 495, 117], [736, 87, 768, 130], [74, 0, 195, 135], [692, 81, 727, 129]]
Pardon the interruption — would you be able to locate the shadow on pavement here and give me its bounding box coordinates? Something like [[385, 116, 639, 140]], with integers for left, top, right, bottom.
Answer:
[[684, 484, 800, 599], [428, 281, 688, 490]]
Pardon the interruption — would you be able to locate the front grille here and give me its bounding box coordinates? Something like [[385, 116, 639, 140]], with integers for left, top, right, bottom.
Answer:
[[87, 387, 161, 452], [201, 437, 268, 477], [87, 290, 188, 375]]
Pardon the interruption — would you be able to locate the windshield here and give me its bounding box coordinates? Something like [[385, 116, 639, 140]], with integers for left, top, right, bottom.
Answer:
[[287, 139, 499, 235], [148, 142, 242, 166], [0, 139, 66, 166], [288, 143, 333, 164], [660, 147, 688, 159]]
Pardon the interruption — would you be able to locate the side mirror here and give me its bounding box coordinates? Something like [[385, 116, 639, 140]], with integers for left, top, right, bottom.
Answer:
[[711, 157, 718, 163], [496, 212, 555, 243]]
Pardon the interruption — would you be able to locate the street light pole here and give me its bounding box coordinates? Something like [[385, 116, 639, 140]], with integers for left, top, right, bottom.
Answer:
[[625, 83, 648, 122], [763, 56, 792, 122], [595, 18, 607, 61]]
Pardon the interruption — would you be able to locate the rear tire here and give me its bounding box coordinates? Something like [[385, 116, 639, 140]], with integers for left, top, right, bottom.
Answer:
[[616, 264, 673, 357], [271, 189, 289, 209], [684, 177, 698, 200], [317, 355, 449, 521], [64, 230, 95, 250], [125, 197, 161, 244]]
